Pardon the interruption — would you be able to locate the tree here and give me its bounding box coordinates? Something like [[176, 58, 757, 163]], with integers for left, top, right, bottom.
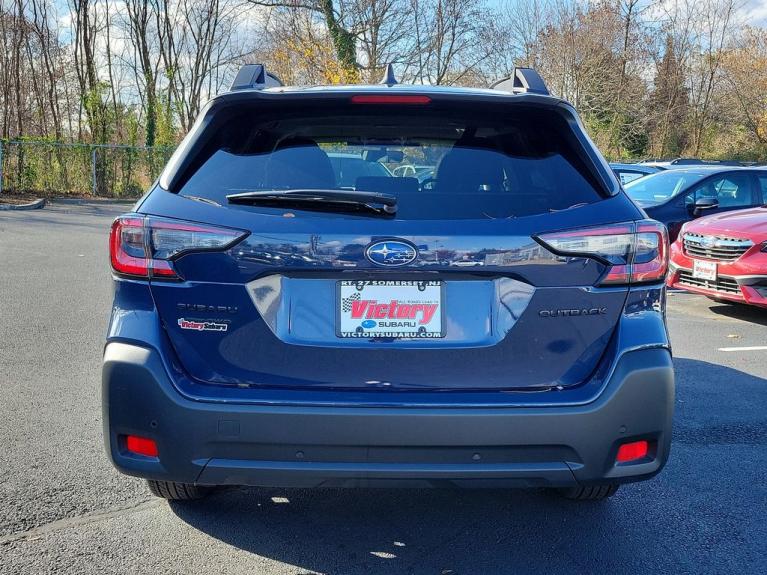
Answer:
[[251, 6, 350, 84], [125, 0, 161, 147], [686, 0, 738, 156], [248, 0, 359, 82], [2, 0, 767, 167], [531, 1, 649, 156], [157, 0, 245, 132], [409, 0, 496, 86], [721, 27, 767, 151], [346, 0, 414, 82], [70, 0, 112, 143], [649, 35, 689, 157]]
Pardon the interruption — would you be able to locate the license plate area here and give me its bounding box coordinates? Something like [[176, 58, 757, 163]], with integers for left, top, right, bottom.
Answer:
[[337, 280, 445, 339], [692, 259, 717, 281]]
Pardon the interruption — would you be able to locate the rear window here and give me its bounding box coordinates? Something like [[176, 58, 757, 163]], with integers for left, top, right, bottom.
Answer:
[[624, 170, 708, 206], [176, 101, 605, 220], [614, 169, 649, 184], [328, 155, 392, 187]]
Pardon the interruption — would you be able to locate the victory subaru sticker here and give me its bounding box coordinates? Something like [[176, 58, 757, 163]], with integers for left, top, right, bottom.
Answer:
[[178, 318, 228, 332]]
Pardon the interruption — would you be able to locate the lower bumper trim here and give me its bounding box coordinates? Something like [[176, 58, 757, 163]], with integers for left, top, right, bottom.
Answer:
[[197, 459, 577, 488]]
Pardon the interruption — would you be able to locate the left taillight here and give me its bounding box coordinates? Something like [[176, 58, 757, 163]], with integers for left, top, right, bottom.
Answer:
[[536, 220, 668, 286], [631, 221, 669, 284], [109, 215, 247, 280]]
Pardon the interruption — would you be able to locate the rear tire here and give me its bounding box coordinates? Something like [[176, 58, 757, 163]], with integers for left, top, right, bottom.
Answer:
[[146, 479, 211, 501], [557, 484, 619, 501]]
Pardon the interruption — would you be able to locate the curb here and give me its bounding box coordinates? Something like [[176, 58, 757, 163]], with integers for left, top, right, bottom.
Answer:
[[0, 198, 46, 210]]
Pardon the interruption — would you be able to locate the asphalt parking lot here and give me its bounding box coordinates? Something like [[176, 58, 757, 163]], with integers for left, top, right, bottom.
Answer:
[[1, 201, 766, 574]]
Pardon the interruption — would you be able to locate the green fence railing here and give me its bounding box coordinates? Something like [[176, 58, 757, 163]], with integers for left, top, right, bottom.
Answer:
[[0, 140, 175, 198]]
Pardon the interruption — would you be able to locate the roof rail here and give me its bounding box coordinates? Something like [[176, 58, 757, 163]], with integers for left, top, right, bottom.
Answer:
[[491, 67, 549, 95], [230, 64, 283, 91]]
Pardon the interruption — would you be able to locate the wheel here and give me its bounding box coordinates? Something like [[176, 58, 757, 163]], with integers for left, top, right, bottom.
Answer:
[[556, 484, 619, 501], [146, 479, 211, 501]]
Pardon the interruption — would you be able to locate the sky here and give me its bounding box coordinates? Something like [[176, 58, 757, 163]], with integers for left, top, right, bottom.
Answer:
[[483, 0, 767, 26], [742, 0, 767, 22], [51, 0, 767, 37]]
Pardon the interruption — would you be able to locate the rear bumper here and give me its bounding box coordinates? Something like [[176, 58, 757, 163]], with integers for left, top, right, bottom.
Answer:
[[103, 343, 674, 488]]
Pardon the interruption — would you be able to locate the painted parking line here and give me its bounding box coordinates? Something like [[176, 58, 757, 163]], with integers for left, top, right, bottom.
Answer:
[[718, 345, 767, 352]]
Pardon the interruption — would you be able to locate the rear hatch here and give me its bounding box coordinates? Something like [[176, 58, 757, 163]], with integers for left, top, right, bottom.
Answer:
[[138, 91, 649, 392]]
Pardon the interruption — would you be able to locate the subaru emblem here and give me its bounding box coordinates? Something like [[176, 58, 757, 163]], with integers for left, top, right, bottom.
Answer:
[[365, 240, 418, 266]]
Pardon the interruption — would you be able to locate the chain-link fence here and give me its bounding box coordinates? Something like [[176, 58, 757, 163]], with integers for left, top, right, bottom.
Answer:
[[0, 140, 175, 198]]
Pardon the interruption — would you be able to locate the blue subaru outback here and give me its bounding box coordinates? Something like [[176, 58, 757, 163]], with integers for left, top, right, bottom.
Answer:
[[103, 65, 673, 502]]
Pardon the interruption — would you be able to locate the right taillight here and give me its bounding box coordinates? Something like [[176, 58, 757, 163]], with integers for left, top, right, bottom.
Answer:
[[109, 215, 247, 279], [536, 220, 668, 286]]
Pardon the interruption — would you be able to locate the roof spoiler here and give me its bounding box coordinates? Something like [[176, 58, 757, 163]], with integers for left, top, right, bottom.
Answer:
[[491, 67, 549, 95], [230, 64, 283, 90]]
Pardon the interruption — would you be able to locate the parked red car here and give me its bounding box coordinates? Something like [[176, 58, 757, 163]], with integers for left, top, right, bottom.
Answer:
[[667, 206, 767, 307]]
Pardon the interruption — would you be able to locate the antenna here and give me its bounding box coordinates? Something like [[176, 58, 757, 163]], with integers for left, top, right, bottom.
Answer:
[[491, 67, 549, 95], [230, 64, 283, 90], [379, 64, 398, 86]]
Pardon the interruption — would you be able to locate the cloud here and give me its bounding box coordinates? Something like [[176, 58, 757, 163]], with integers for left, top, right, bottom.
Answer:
[[741, 0, 767, 24]]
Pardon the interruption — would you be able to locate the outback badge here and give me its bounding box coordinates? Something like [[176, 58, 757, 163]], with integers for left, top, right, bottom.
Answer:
[[539, 307, 607, 318]]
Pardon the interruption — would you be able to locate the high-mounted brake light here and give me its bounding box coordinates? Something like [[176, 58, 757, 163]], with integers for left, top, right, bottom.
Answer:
[[536, 220, 668, 286], [109, 215, 247, 280], [350, 95, 431, 104]]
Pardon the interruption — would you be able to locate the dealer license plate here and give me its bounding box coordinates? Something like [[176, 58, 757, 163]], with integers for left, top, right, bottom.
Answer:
[[337, 280, 444, 338], [692, 259, 717, 281]]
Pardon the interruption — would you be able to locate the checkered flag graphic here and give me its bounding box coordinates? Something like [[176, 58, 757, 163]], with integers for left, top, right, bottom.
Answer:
[[342, 292, 361, 313]]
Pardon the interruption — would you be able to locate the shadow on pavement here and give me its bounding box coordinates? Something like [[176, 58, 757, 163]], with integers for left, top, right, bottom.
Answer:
[[708, 302, 767, 326], [170, 487, 629, 574]]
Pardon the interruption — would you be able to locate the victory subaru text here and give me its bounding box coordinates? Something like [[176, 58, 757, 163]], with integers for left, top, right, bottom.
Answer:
[[103, 65, 674, 502]]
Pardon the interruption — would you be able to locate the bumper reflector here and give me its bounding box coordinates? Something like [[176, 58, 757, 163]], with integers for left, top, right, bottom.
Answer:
[[616, 440, 649, 462], [125, 435, 159, 457]]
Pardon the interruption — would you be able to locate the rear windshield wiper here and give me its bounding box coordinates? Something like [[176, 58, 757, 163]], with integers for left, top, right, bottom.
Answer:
[[226, 189, 397, 217]]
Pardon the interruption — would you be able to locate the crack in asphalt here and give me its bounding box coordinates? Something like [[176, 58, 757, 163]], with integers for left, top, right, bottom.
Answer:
[[0, 499, 162, 545]]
